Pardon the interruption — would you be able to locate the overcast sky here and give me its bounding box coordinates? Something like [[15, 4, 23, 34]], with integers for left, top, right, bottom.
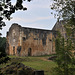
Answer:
[[0, 0, 57, 37]]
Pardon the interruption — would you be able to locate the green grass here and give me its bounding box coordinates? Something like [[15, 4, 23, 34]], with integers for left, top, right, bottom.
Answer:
[[22, 59, 56, 75], [0, 55, 57, 75]]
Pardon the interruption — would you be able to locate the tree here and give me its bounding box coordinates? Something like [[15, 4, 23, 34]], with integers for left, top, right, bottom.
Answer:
[[0, 37, 6, 53], [0, 0, 31, 35], [51, 0, 75, 25], [51, 1, 75, 74], [54, 37, 75, 75], [0, 37, 10, 65]]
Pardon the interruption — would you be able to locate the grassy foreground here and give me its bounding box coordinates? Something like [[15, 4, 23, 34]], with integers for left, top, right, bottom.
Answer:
[[0, 55, 57, 75]]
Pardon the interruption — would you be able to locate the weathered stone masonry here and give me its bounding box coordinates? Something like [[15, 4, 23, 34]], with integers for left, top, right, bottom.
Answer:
[[6, 23, 57, 56]]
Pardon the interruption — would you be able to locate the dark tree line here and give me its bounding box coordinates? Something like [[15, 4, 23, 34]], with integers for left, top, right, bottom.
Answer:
[[0, 37, 6, 53], [0, 37, 10, 65]]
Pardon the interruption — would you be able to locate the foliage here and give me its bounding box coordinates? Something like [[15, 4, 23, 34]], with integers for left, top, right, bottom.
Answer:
[[64, 24, 75, 51], [55, 36, 75, 75], [51, 1, 75, 74], [0, 62, 34, 75], [0, 37, 10, 65], [0, 37, 6, 53], [0, 52, 10, 64], [64, 24, 72, 36], [0, 0, 31, 35], [51, 0, 75, 25]]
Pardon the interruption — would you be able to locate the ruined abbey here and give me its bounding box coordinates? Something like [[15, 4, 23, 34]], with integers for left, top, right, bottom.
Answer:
[[6, 20, 66, 56]]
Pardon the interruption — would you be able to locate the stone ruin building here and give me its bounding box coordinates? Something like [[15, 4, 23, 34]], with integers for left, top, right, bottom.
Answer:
[[6, 20, 67, 56]]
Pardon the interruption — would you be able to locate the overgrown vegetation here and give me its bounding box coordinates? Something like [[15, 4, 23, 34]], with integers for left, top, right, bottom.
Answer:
[[51, 1, 75, 74], [0, 62, 34, 75], [54, 37, 75, 75], [53, 28, 75, 75], [0, 37, 10, 64], [0, 55, 57, 75], [0, 37, 6, 53], [0, 37, 10, 74]]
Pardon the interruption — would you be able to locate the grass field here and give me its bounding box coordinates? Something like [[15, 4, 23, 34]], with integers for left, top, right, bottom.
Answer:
[[0, 55, 57, 75]]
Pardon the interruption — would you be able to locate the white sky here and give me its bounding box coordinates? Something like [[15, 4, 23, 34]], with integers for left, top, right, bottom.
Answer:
[[0, 0, 57, 37]]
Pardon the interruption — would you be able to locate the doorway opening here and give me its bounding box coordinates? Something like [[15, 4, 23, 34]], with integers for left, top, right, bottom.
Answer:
[[17, 46, 21, 56], [28, 48, 32, 56], [13, 46, 15, 55]]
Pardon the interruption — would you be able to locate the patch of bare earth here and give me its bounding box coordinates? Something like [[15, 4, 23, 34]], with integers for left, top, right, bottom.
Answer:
[[39, 57, 51, 61]]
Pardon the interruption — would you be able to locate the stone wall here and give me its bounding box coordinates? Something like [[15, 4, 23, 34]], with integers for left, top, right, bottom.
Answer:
[[6, 23, 57, 56], [52, 20, 67, 38]]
